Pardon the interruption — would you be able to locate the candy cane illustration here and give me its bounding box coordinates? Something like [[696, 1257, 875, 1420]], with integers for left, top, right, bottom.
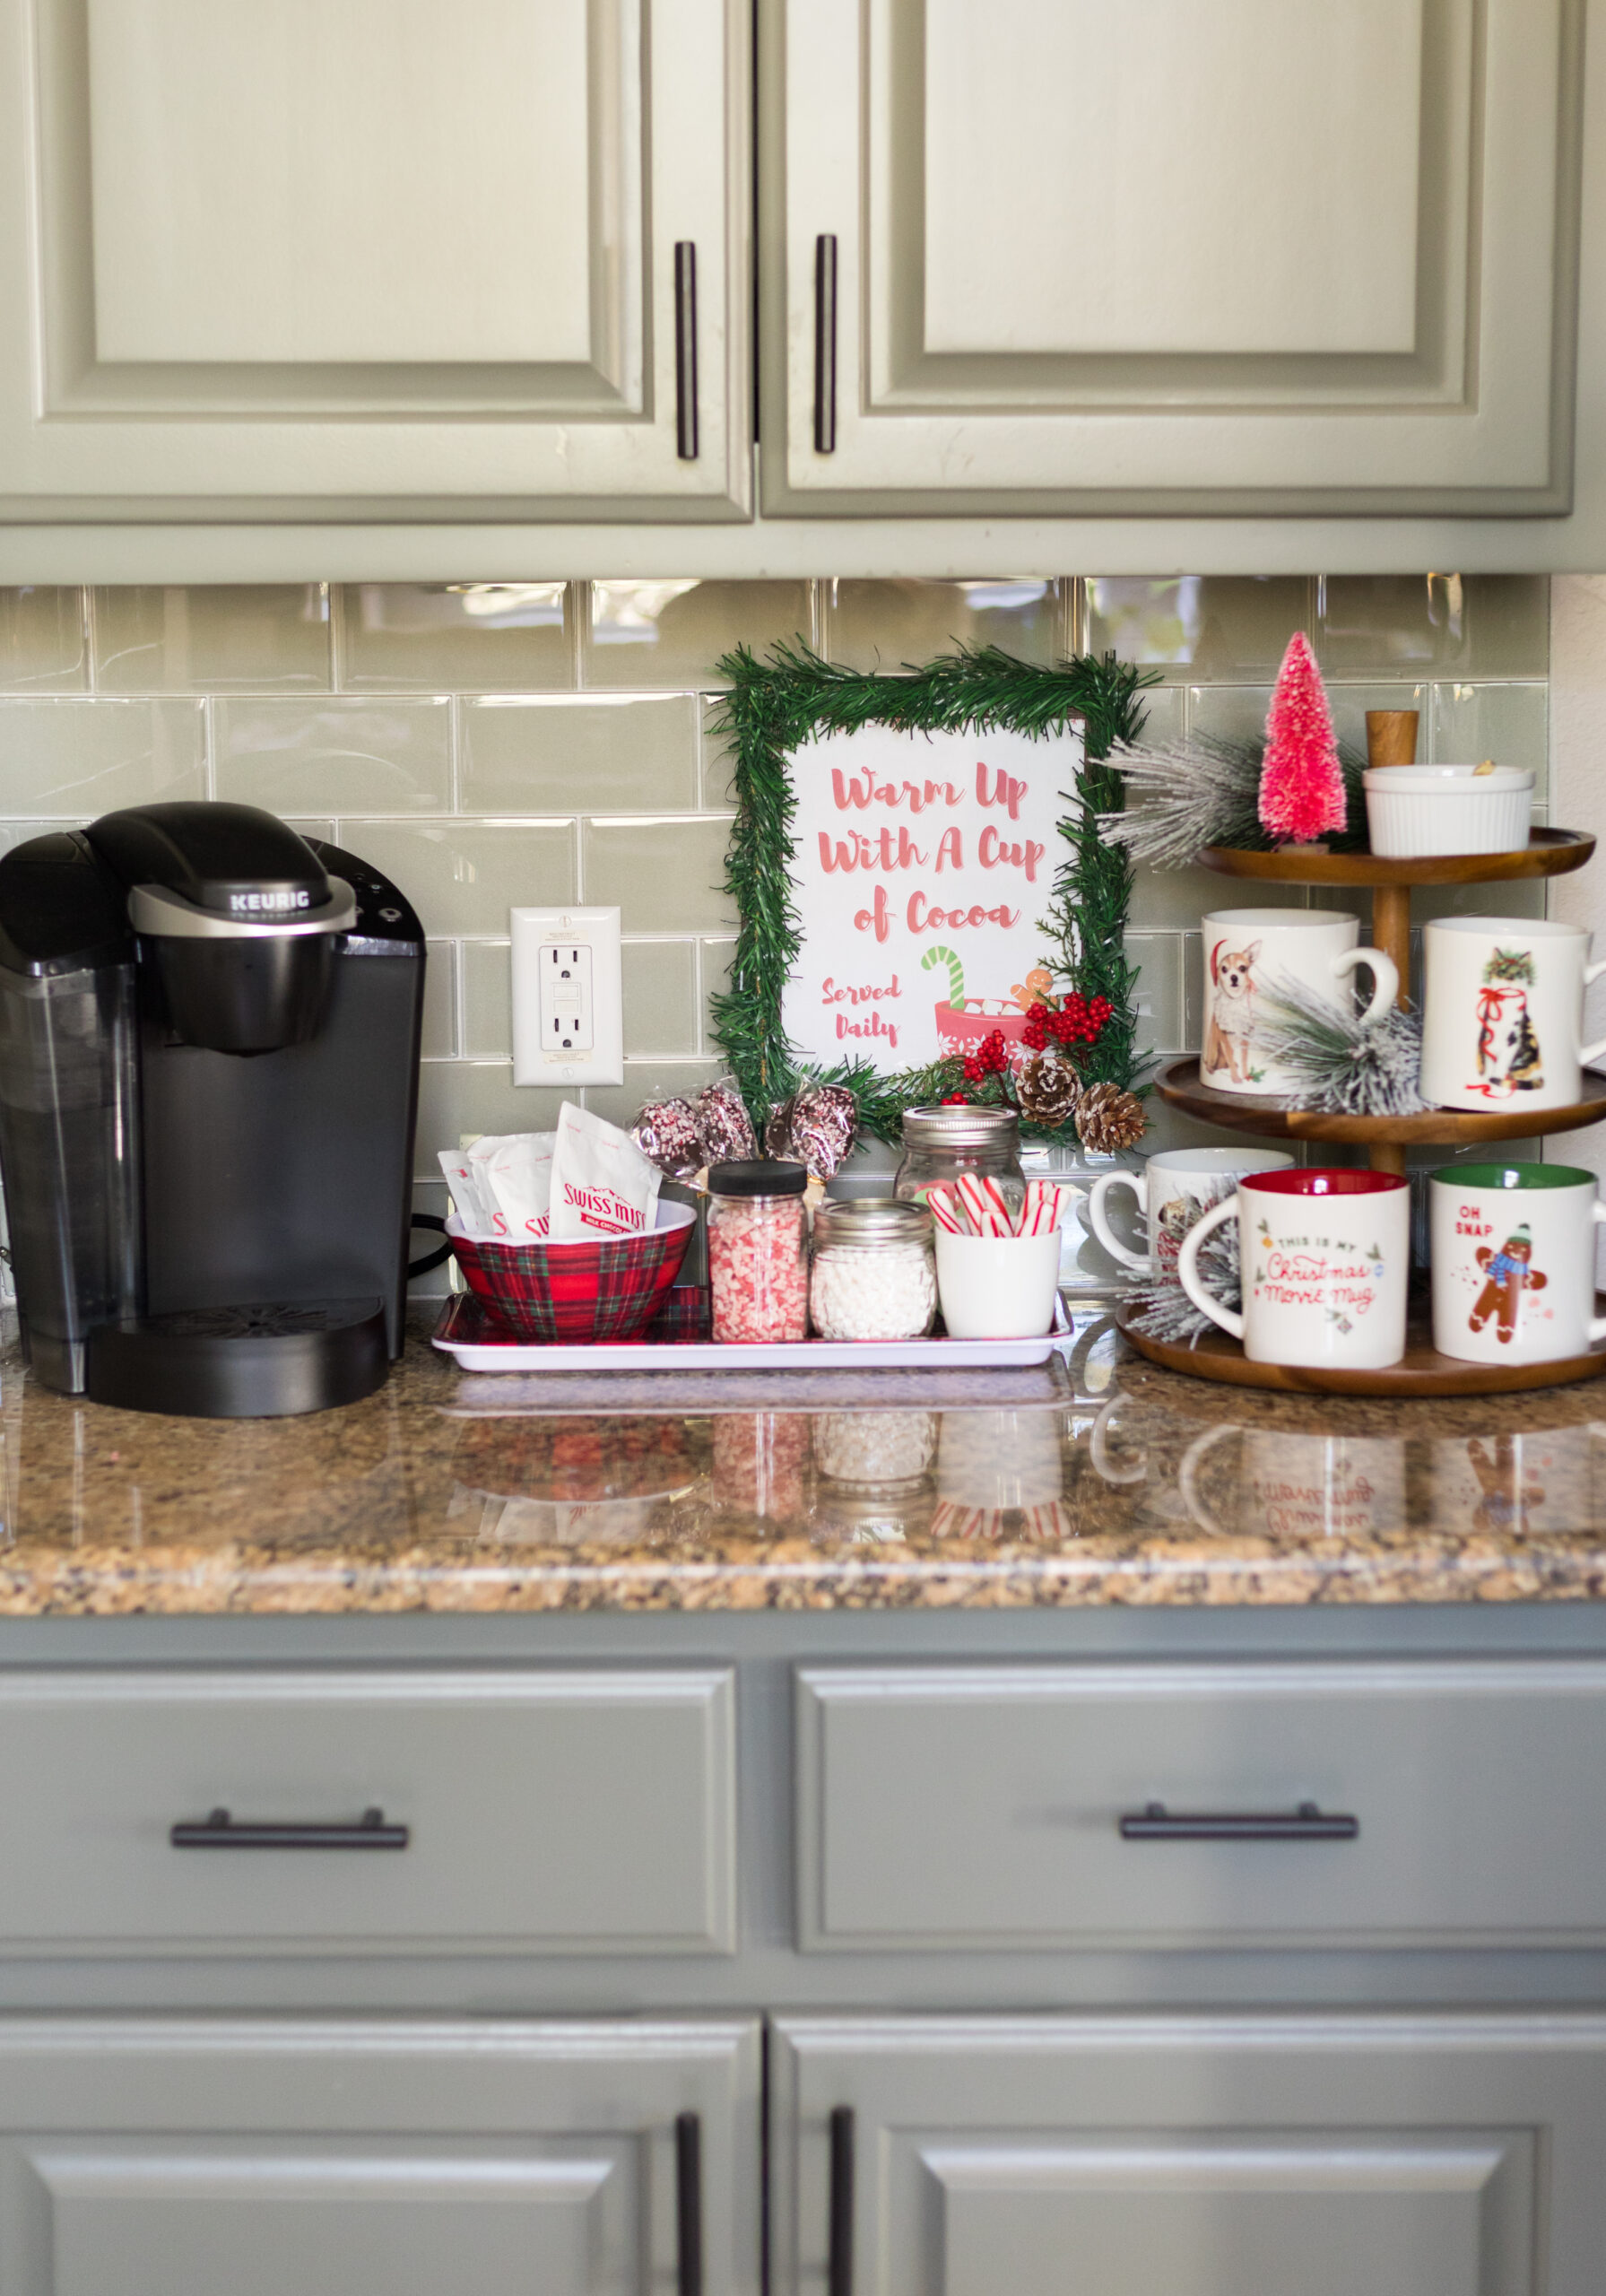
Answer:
[[922, 944, 965, 1010]]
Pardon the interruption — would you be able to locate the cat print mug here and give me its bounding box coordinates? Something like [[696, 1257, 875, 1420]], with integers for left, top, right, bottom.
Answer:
[[1419, 918, 1606, 1113], [1177, 1167, 1411, 1370], [1428, 1161, 1606, 1365], [1088, 1147, 1294, 1274], [1200, 909, 1399, 1097]]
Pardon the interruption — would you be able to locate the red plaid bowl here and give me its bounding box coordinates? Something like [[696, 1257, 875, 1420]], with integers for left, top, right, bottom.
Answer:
[[446, 1202, 696, 1343]]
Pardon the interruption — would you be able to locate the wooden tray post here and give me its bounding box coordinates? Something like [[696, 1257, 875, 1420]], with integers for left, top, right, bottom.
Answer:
[[1368, 880, 1414, 1176]]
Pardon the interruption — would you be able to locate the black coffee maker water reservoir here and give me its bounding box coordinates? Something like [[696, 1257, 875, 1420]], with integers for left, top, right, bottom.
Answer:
[[0, 803, 424, 1416]]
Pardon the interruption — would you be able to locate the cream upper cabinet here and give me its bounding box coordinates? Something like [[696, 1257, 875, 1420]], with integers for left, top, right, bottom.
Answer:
[[763, 0, 1585, 517], [0, 0, 751, 521]]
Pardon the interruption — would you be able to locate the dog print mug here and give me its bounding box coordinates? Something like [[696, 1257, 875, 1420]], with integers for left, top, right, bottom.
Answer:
[[1088, 1146, 1295, 1274], [1428, 1161, 1606, 1364], [1177, 1167, 1411, 1370], [1420, 918, 1606, 1113], [1200, 909, 1400, 1097]]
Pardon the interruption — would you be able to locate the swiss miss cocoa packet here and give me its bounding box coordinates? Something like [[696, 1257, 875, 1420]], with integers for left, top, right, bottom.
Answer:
[[548, 1102, 662, 1239], [438, 1133, 554, 1239]]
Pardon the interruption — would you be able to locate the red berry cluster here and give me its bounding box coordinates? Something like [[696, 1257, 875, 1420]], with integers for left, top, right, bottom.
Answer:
[[1022, 990, 1112, 1055], [942, 1091, 970, 1106], [961, 1028, 1012, 1084]]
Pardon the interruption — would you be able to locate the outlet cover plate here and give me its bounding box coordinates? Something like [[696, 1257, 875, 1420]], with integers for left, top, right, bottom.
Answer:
[[511, 906, 623, 1088]]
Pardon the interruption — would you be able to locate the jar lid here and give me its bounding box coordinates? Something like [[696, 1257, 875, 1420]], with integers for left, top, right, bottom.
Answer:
[[708, 1156, 809, 1197], [900, 1102, 1020, 1150], [813, 1196, 933, 1248]]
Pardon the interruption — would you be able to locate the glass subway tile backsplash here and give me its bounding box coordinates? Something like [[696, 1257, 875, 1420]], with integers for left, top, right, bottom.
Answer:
[[0, 576, 1551, 1289]]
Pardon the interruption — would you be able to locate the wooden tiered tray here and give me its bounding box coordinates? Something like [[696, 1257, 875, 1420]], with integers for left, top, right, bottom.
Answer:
[[1198, 826, 1593, 886], [1190, 830, 1602, 1176], [1155, 1059, 1606, 1149], [1141, 829, 1606, 1396], [1118, 1300, 1606, 1398]]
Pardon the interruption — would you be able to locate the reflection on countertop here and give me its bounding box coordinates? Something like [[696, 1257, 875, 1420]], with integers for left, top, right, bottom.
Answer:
[[0, 1308, 1604, 1613]]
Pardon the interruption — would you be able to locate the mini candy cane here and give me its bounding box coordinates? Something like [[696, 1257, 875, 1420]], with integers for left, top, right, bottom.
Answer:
[[979, 1174, 1016, 1233], [925, 1184, 969, 1237], [956, 1170, 1011, 1237], [1023, 1179, 1070, 1236], [920, 944, 966, 1008]]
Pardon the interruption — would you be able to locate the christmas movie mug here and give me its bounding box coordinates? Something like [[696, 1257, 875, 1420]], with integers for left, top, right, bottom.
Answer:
[[1177, 1167, 1411, 1370], [1200, 909, 1399, 1097], [1088, 1146, 1294, 1274], [1420, 917, 1606, 1113], [1428, 1161, 1606, 1364]]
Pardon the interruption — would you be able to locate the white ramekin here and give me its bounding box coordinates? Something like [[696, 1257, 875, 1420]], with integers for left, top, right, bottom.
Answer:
[[1362, 764, 1534, 858]]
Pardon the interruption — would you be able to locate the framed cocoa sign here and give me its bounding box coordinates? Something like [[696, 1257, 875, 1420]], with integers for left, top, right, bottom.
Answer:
[[709, 642, 1152, 1145]]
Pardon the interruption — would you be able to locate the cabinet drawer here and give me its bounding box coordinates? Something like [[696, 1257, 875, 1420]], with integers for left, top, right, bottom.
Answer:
[[796, 1661, 1606, 1949], [0, 1669, 734, 1954]]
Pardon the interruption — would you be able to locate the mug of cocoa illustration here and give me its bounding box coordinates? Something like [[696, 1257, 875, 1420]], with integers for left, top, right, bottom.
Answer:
[[1178, 1168, 1410, 1370], [1428, 1161, 1606, 1365], [1420, 918, 1606, 1113]]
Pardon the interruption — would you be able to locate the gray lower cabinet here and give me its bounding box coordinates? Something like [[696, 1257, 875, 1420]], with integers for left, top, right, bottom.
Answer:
[[771, 2013, 1606, 2296], [0, 2015, 761, 2296]]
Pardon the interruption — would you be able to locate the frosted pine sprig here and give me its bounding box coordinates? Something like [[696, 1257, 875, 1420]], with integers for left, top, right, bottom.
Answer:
[[1097, 734, 1369, 868], [1253, 970, 1429, 1118], [1130, 1193, 1240, 1346], [1095, 735, 1267, 867], [1258, 631, 1346, 845]]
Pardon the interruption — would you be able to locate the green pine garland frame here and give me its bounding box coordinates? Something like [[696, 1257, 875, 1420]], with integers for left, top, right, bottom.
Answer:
[[708, 641, 1156, 1147]]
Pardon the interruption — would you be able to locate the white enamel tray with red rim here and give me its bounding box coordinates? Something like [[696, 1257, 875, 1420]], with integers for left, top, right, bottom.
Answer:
[[430, 1291, 1070, 1372]]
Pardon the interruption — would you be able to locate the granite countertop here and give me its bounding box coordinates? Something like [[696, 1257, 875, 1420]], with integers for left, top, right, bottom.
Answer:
[[0, 1305, 1603, 1613], [0, 1313, 1596, 1616]]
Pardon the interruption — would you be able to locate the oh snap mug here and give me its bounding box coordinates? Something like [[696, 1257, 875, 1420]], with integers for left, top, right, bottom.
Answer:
[[1420, 917, 1606, 1113], [1428, 1161, 1606, 1364], [1201, 909, 1399, 1097], [1089, 1147, 1294, 1274], [1178, 1168, 1411, 1370]]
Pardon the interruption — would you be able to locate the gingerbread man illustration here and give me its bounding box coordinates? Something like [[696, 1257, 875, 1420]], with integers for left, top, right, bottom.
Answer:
[[1469, 1224, 1548, 1344]]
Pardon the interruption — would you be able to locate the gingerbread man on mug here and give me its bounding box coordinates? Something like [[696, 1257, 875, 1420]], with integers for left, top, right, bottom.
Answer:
[[1469, 1224, 1549, 1344]]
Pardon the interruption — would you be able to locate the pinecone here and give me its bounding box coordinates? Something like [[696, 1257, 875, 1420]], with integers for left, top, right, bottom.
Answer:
[[1016, 1052, 1081, 1128], [1075, 1081, 1147, 1155]]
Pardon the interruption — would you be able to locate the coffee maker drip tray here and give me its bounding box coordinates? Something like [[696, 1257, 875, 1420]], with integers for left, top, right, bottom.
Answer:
[[84, 1298, 387, 1419]]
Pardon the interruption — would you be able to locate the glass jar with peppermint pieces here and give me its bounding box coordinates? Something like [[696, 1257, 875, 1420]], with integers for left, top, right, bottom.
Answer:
[[707, 1158, 811, 1345]]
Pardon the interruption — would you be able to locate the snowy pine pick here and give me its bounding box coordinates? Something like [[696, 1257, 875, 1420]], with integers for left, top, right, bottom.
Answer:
[[1253, 970, 1428, 1118], [1258, 631, 1346, 845], [1098, 733, 1369, 869], [1097, 735, 1267, 867], [1130, 1189, 1240, 1347]]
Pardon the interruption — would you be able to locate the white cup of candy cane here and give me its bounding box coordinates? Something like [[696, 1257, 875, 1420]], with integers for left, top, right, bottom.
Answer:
[[927, 1176, 1068, 1340]]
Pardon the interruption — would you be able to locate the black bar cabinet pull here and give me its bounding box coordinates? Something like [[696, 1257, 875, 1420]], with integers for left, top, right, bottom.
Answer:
[[675, 2110, 703, 2296], [1119, 1800, 1358, 1843], [814, 233, 838, 453], [674, 241, 699, 461], [170, 1805, 410, 1850], [828, 2104, 854, 2296]]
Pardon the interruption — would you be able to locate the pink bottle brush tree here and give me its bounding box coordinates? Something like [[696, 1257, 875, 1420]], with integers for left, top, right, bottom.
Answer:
[[1258, 631, 1347, 845]]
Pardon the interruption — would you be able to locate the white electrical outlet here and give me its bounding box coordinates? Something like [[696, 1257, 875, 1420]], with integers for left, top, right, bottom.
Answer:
[[510, 907, 623, 1087]]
